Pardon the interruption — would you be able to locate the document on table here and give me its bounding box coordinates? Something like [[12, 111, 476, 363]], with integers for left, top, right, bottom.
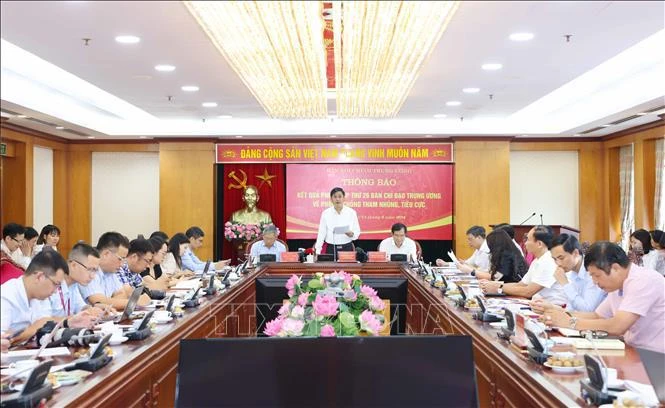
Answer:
[[333, 225, 349, 234], [173, 278, 201, 290]]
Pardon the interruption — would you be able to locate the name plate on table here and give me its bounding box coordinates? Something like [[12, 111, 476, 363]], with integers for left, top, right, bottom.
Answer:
[[367, 251, 387, 262], [280, 252, 300, 262], [337, 251, 356, 263]]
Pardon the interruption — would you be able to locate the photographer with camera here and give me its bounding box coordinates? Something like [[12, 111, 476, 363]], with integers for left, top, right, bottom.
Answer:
[[0, 250, 97, 344]]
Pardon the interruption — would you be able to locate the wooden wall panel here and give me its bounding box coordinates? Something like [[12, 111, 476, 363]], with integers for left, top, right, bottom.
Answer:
[[1, 141, 29, 226], [67, 151, 92, 247], [159, 142, 215, 260], [578, 144, 607, 243], [453, 141, 510, 259]]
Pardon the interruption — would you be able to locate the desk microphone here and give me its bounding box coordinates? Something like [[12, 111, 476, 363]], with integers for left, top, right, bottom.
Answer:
[[539, 214, 544, 225], [519, 212, 536, 225]]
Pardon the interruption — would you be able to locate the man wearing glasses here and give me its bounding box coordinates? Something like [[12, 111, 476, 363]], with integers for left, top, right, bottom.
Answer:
[[0, 250, 97, 344], [79, 232, 150, 310], [1, 223, 27, 284], [46, 243, 108, 318]]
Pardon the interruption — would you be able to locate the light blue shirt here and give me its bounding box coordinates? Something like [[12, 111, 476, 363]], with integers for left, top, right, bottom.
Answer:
[[181, 248, 214, 274], [250, 240, 287, 261], [562, 262, 607, 312], [78, 268, 124, 301], [0, 277, 51, 332], [47, 280, 88, 317]]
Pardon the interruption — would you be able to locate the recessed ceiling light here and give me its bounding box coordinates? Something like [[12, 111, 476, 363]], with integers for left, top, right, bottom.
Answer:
[[636, 112, 648, 116], [462, 88, 480, 94], [218, 115, 233, 119], [55, 126, 65, 130], [202, 102, 218, 108], [139, 136, 147, 139], [573, 134, 582, 136], [446, 101, 461, 106], [87, 136, 95, 139], [433, 114, 447, 118], [181, 85, 199, 92], [115, 35, 140, 44], [509, 32, 534, 42], [330, 135, 337, 138], [425, 135, 433, 138], [16, 114, 27, 118], [154, 64, 176, 72], [600, 124, 612, 127], [482, 63, 503, 71], [235, 135, 243, 138]]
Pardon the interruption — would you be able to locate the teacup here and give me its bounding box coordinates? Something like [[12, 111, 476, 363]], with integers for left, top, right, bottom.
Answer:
[[99, 322, 121, 337], [154, 310, 172, 321]]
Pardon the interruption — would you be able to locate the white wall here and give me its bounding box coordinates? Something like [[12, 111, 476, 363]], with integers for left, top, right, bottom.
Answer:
[[91, 152, 159, 244], [510, 151, 579, 228], [33, 145, 53, 231]]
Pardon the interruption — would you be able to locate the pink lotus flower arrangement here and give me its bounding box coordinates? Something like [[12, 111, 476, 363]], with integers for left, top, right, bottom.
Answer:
[[264, 271, 386, 337], [223, 221, 280, 242]]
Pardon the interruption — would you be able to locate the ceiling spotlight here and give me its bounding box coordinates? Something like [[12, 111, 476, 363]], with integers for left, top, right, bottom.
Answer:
[[636, 112, 648, 116], [509, 32, 534, 42], [139, 136, 147, 139], [202, 102, 218, 108], [462, 88, 480, 94], [330, 135, 337, 138], [433, 114, 447, 118], [115, 35, 140, 44], [600, 124, 612, 127], [573, 134, 582, 136], [482, 63, 503, 71], [154, 64, 176, 72], [446, 101, 462, 106], [218, 115, 233, 119], [181, 85, 199, 92], [235, 135, 243, 138], [16, 114, 27, 118], [55, 126, 65, 130], [87, 136, 95, 139], [425, 135, 433, 138]]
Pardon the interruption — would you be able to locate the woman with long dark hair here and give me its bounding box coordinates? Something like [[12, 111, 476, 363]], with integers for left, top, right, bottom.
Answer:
[[483, 229, 528, 283], [162, 233, 194, 277]]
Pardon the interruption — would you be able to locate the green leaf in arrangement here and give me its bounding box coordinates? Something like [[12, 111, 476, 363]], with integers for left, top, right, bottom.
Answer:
[[307, 279, 323, 290], [339, 311, 356, 328]]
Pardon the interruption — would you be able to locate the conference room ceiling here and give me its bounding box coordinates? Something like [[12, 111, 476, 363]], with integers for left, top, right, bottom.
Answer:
[[1, 1, 663, 140]]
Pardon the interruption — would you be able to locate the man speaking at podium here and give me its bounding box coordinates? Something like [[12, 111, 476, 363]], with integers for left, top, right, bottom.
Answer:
[[314, 187, 361, 259]]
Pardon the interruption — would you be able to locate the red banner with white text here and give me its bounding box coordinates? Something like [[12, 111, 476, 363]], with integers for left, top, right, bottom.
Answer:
[[286, 164, 453, 240]]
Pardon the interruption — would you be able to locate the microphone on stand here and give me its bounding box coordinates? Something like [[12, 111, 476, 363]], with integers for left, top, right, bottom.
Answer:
[[539, 214, 544, 225], [519, 212, 537, 225]]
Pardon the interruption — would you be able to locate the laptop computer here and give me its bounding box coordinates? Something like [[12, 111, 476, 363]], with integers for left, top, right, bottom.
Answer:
[[109, 286, 144, 323], [202, 260, 212, 275], [637, 347, 665, 403]]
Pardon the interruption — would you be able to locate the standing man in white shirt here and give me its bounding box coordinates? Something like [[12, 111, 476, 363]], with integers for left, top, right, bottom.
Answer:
[[314, 187, 361, 259], [481, 225, 566, 305], [436, 225, 490, 273], [531, 234, 606, 313], [379, 223, 418, 262]]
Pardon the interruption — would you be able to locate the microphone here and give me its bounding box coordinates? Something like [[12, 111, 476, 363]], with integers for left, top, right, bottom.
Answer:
[[540, 214, 543, 225], [519, 212, 537, 225], [355, 247, 368, 263]]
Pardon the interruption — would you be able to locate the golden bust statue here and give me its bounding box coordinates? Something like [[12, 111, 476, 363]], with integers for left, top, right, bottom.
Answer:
[[231, 185, 272, 225]]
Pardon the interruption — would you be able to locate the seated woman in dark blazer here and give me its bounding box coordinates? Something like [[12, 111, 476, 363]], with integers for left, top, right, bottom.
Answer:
[[476, 229, 527, 283]]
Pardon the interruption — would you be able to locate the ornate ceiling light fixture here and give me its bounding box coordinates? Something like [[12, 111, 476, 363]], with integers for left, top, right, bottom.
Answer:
[[184, 1, 328, 118], [332, 1, 459, 118]]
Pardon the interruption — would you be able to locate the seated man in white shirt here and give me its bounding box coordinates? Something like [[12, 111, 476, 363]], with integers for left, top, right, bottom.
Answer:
[[250, 225, 287, 262], [530, 234, 606, 313], [0, 250, 97, 344], [436, 225, 490, 274], [379, 223, 418, 262], [79, 232, 150, 310], [481, 225, 566, 305], [47, 242, 109, 318]]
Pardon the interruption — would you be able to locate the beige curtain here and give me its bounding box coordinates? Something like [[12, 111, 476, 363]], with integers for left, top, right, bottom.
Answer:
[[655, 138, 665, 230], [619, 145, 635, 250]]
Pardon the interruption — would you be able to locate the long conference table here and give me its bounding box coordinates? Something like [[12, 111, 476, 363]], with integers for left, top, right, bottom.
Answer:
[[10, 262, 655, 407]]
